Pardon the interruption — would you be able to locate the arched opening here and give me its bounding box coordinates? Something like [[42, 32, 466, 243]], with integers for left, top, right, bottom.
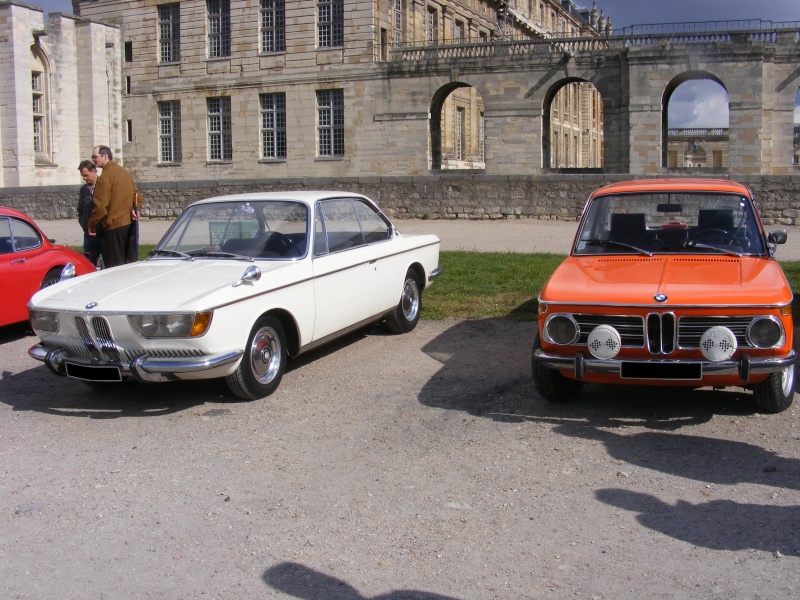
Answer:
[[429, 83, 485, 171], [663, 73, 729, 170], [543, 79, 604, 170]]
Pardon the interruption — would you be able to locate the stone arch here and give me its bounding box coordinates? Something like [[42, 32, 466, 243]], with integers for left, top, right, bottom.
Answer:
[[662, 72, 729, 169], [542, 78, 604, 170], [429, 82, 485, 171]]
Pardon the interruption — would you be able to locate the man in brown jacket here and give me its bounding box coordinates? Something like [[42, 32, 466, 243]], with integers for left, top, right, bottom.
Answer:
[[88, 145, 141, 267]]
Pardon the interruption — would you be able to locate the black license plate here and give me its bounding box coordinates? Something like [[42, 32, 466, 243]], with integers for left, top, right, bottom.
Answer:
[[621, 362, 702, 380], [65, 362, 122, 382]]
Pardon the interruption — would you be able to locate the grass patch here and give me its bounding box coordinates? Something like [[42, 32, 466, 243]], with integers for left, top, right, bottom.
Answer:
[[423, 251, 566, 321]]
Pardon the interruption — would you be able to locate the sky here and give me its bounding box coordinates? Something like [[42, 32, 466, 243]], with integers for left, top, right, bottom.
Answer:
[[30, 0, 800, 126]]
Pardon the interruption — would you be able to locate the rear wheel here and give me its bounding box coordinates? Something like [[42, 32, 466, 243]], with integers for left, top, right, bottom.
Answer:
[[531, 332, 583, 402], [40, 267, 62, 289], [226, 315, 286, 400], [386, 269, 421, 334], [752, 366, 794, 413]]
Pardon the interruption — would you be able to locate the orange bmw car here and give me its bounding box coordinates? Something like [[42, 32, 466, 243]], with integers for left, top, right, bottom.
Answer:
[[532, 179, 795, 413]]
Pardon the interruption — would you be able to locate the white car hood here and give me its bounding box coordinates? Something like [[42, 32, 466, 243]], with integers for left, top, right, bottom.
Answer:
[[30, 259, 295, 313]]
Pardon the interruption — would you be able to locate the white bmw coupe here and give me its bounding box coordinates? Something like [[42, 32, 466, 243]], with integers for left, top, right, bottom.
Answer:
[[28, 191, 441, 400]]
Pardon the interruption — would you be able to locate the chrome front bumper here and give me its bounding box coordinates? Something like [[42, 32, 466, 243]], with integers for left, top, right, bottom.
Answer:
[[28, 343, 243, 383], [533, 349, 796, 382]]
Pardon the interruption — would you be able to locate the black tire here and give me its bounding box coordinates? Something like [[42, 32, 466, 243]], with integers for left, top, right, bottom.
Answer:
[[386, 269, 421, 334], [752, 365, 795, 413], [531, 332, 583, 402], [226, 315, 286, 400], [40, 267, 63, 289]]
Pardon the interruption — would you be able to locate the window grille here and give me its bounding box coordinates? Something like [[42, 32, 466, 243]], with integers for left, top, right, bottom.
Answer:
[[317, 0, 344, 48], [260, 0, 285, 53], [316, 89, 344, 157], [159, 4, 181, 63], [207, 97, 232, 161], [158, 101, 182, 163], [260, 93, 287, 159], [208, 0, 231, 58]]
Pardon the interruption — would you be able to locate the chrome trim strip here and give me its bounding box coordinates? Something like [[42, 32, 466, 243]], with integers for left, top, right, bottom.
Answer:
[[538, 300, 791, 310]]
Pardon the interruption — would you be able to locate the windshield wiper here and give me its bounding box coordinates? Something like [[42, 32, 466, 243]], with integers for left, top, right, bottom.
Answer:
[[582, 238, 652, 257], [148, 249, 193, 260], [676, 240, 743, 257], [185, 249, 254, 261]]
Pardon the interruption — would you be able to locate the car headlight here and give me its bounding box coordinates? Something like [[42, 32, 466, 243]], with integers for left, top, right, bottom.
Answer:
[[747, 316, 784, 349], [544, 314, 579, 345], [129, 312, 213, 338], [30, 309, 59, 333]]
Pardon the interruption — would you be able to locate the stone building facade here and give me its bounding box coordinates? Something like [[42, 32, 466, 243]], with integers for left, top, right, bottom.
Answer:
[[0, 1, 122, 187]]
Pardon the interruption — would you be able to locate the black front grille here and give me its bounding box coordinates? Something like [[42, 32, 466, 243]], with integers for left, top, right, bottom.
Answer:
[[678, 316, 754, 348], [647, 313, 676, 354], [574, 315, 644, 347]]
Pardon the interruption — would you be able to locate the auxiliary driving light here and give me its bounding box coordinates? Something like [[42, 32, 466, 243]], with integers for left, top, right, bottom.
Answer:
[[586, 325, 622, 359], [699, 326, 737, 362]]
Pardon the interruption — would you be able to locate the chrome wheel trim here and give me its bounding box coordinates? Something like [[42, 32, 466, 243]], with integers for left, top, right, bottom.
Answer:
[[249, 326, 281, 384], [401, 277, 420, 322], [781, 364, 794, 398]]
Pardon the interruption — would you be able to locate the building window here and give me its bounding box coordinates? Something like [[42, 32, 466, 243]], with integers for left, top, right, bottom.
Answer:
[[126, 120, 133, 142], [317, 0, 343, 48], [260, 0, 285, 53], [31, 71, 46, 154], [125, 76, 131, 94], [207, 97, 232, 161], [480, 112, 485, 161], [316, 89, 344, 157], [207, 0, 231, 58], [454, 19, 465, 43], [393, 0, 403, 46], [260, 93, 286, 159], [426, 7, 438, 44], [455, 108, 464, 160], [158, 100, 182, 163], [159, 3, 181, 63]]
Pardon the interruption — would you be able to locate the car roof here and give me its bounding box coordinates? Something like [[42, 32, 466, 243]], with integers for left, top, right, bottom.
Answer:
[[590, 178, 753, 198], [191, 190, 370, 206], [0, 206, 35, 220]]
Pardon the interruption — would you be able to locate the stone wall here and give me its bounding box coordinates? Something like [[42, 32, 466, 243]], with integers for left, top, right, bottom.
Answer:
[[2, 174, 799, 225]]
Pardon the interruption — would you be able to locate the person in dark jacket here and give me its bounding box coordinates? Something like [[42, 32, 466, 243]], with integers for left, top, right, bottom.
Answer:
[[77, 160, 105, 268]]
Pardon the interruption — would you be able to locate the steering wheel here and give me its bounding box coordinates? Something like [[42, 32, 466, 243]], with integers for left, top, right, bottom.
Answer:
[[688, 228, 735, 244], [265, 232, 295, 256]]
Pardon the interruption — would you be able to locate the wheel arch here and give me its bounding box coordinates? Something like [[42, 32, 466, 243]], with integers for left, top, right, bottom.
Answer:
[[262, 308, 301, 357], [408, 262, 426, 290]]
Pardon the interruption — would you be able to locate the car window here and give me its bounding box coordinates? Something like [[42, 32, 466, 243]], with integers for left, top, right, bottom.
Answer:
[[353, 200, 391, 244], [156, 200, 309, 259], [0, 218, 12, 254], [9, 218, 42, 252], [318, 198, 365, 253], [574, 192, 766, 256]]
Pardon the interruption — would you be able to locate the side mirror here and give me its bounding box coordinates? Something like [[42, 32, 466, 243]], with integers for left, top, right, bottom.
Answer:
[[768, 230, 787, 245]]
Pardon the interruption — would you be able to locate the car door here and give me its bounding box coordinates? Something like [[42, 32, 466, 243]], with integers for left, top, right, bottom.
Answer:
[[311, 198, 379, 340], [0, 217, 35, 326]]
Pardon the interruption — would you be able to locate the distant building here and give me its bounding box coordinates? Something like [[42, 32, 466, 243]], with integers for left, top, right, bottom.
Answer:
[[0, 1, 121, 187]]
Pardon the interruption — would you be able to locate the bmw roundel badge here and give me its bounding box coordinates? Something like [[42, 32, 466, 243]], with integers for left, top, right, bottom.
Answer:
[[654, 294, 667, 303], [86, 302, 98, 309]]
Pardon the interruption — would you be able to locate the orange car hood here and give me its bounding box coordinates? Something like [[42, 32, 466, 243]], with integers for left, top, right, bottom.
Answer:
[[541, 255, 793, 307]]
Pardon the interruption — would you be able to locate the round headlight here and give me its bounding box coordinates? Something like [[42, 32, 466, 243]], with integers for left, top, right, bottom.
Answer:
[[545, 314, 579, 345], [164, 314, 194, 336], [747, 317, 783, 349], [138, 315, 160, 336]]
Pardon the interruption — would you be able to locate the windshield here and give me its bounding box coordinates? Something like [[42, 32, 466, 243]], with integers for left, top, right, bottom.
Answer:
[[573, 192, 766, 256], [155, 200, 309, 260]]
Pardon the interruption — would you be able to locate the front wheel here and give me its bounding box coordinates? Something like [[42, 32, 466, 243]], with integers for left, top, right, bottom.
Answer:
[[531, 332, 583, 402], [386, 269, 421, 334], [226, 315, 286, 400], [752, 366, 795, 413]]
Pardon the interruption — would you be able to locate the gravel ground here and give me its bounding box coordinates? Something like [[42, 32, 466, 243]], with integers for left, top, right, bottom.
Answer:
[[1, 217, 799, 599]]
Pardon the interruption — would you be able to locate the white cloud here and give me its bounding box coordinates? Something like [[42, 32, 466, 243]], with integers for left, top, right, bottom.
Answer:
[[668, 80, 729, 128]]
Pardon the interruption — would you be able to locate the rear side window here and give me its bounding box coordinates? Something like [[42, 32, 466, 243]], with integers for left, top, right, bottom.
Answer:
[[315, 197, 391, 256], [9, 218, 42, 252]]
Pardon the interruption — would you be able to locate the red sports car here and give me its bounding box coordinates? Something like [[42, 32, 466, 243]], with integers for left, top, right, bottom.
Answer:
[[1, 206, 96, 327]]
